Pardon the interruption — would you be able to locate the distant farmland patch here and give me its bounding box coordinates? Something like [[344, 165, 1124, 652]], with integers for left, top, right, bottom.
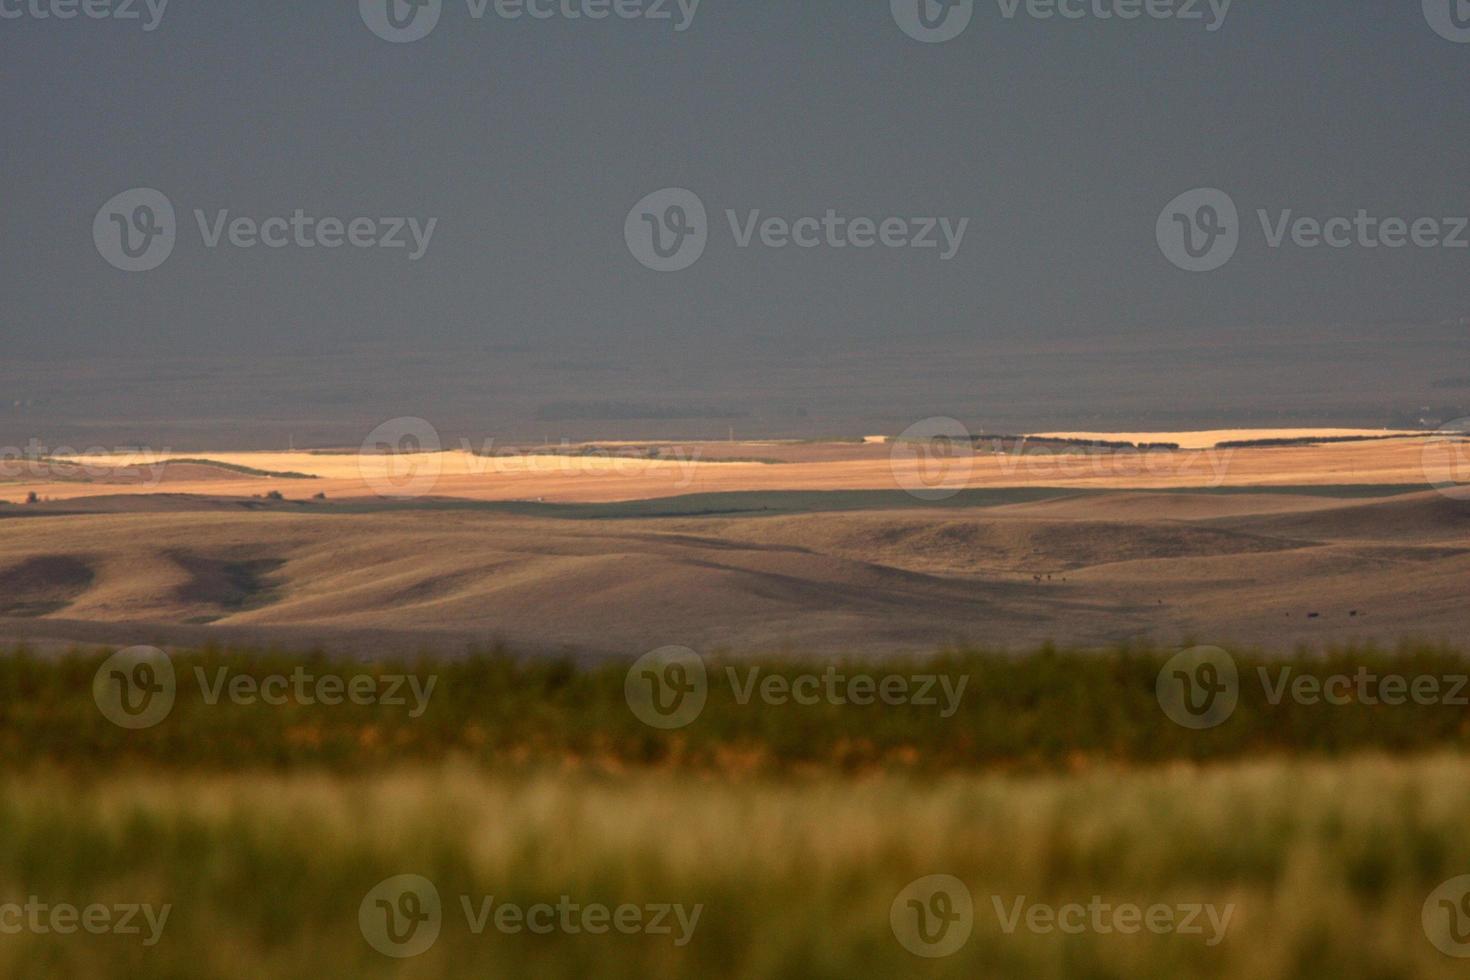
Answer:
[[165, 458, 318, 479], [1213, 434, 1419, 449]]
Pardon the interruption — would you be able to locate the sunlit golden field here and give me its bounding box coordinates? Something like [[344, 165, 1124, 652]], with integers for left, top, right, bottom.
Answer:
[[1029, 428, 1424, 449], [7, 430, 1463, 503]]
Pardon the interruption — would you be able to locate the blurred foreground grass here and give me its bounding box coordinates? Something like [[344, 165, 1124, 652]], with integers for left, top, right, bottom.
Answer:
[[3, 645, 1470, 977], [2, 757, 1470, 977]]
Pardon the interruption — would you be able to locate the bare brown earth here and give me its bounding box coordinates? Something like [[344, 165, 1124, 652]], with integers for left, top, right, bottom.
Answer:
[[0, 477, 1463, 658]]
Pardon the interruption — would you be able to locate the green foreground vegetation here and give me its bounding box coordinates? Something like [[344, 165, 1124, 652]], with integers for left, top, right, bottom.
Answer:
[[4, 644, 1469, 772], [2, 645, 1470, 977]]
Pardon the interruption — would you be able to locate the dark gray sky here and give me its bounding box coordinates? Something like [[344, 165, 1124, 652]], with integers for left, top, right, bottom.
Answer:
[[2, 1, 1468, 442]]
